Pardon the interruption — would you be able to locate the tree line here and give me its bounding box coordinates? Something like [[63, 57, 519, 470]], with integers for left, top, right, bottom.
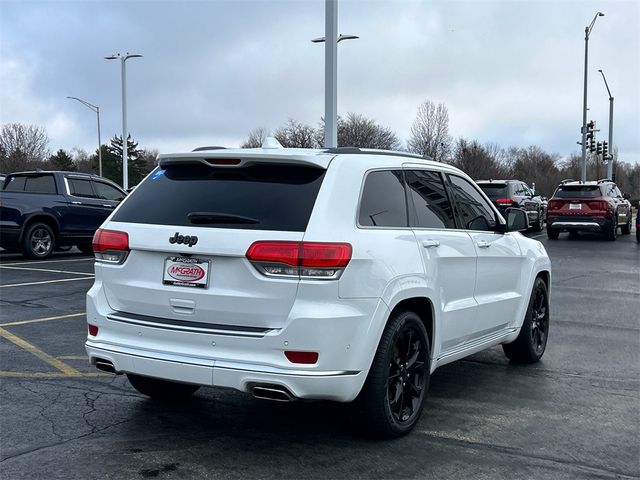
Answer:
[[2, 98, 639, 200]]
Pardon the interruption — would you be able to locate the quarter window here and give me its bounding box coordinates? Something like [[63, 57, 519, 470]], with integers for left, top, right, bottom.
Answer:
[[359, 170, 408, 227], [405, 170, 455, 229], [448, 175, 497, 231]]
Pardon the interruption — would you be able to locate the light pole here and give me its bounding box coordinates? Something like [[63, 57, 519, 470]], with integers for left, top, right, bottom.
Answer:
[[312, 0, 358, 148], [580, 12, 604, 182], [105, 52, 142, 190], [597, 69, 614, 180], [67, 96, 102, 176]]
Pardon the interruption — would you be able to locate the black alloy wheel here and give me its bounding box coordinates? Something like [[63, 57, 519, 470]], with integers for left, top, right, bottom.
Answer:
[[503, 277, 550, 363], [22, 222, 55, 259], [606, 222, 618, 241], [360, 310, 431, 437]]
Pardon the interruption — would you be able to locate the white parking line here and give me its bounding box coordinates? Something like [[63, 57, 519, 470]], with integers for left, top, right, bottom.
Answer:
[[530, 233, 546, 239], [0, 257, 93, 266], [0, 312, 86, 327], [0, 277, 94, 288], [0, 265, 94, 276]]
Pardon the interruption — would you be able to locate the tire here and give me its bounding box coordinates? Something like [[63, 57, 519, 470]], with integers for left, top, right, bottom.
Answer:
[[77, 244, 93, 255], [620, 213, 631, 235], [636, 228, 639, 243], [127, 374, 200, 401], [502, 277, 549, 364], [546, 228, 559, 240], [359, 310, 431, 438], [605, 222, 617, 241], [55, 245, 73, 252], [532, 209, 544, 232], [21, 222, 55, 259]]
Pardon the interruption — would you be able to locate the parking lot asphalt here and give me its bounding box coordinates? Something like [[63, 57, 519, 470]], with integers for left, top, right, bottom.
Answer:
[[0, 233, 638, 480]]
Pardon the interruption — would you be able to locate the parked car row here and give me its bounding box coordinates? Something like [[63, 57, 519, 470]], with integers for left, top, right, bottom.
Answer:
[[0, 171, 126, 258], [475, 179, 545, 232]]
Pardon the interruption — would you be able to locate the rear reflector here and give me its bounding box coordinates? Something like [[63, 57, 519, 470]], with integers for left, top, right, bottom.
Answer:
[[92, 229, 129, 264], [246, 241, 352, 279], [88, 324, 99, 336], [285, 351, 319, 364], [496, 198, 515, 205]]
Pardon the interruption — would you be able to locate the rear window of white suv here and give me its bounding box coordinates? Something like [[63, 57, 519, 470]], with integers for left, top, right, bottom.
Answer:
[[111, 163, 326, 231]]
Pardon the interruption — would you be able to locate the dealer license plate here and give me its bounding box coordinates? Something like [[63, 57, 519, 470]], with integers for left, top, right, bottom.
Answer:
[[569, 203, 582, 210], [163, 256, 210, 288]]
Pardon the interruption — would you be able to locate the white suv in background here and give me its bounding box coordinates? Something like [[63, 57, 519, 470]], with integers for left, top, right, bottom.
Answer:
[[86, 144, 551, 437]]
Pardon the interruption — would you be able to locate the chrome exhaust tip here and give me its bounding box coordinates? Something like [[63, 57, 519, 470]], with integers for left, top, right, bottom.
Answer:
[[94, 358, 117, 374], [251, 385, 296, 402]]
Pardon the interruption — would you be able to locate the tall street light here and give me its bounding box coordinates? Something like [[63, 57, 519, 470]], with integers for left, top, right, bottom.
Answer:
[[580, 12, 604, 182], [312, 0, 358, 148], [597, 69, 614, 180], [67, 96, 102, 176], [105, 52, 142, 190]]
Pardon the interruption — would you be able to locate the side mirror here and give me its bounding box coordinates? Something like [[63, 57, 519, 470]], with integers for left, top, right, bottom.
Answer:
[[623, 193, 630, 200], [506, 207, 528, 232]]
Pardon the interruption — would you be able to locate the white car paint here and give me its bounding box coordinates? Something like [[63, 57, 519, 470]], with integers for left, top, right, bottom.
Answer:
[[86, 147, 551, 402]]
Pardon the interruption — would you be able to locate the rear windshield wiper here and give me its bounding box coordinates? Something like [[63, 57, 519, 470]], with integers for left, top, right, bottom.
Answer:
[[187, 212, 259, 225]]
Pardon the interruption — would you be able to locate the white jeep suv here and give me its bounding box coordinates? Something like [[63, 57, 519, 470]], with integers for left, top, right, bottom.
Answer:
[[86, 145, 551, 437]]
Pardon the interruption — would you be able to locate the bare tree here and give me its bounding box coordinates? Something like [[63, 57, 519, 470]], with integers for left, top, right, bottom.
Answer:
[[241, 127, 269, 148], [316, 113, 400, 150], [408, 101, 452, 162], [506, 146, 561, 197], [273, 119, 318, 148], [449, 138, 508, 180], [0, 123, 50, 172]]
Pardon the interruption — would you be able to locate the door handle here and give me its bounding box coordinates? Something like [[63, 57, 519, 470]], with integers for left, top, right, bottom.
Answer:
[[103, 204, 114, 208], [477, 240, 491, 248], [422, 239, 440, 248], [71, 201, 82, 205]]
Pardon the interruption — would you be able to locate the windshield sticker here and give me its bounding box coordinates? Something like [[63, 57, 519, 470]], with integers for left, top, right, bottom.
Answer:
[[151, 169, 165, 180]]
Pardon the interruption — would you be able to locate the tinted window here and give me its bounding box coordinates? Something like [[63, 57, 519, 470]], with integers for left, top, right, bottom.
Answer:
[[448, 175, 497, 231], [24, 175, 56, 194], [478, 183, 508, 200], [359, 170, 408, 227], [405, 170, 455, 229], [67, 178, 95, 198], [112, 164, 325, 231], [3, 176, 27, 192], [554, 185, 601, 198], [93, 181, 125, 201]]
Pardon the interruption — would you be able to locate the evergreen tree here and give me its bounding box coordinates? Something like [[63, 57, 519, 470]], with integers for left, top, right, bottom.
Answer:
[[48, 149, 76, 171]]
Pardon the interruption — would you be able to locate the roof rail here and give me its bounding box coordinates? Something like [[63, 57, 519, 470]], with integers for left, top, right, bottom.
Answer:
[[323, 147, 428, 161], [560, 178, 574, 184], [596, 178, 611, 183], [192, 146, 226, 152]]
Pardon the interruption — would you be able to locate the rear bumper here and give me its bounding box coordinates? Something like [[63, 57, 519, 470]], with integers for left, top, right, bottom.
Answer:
[[85, 280, 386, 402], [547, 216, 612, 232], [85, 343, 365, 402]]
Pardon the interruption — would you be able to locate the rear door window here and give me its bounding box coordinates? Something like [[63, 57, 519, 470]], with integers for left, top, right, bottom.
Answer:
[[112, 164, 326, 231], [3, 176, 27, 192], [405, 170, 455, 229], [23, 175, 57, 194], [358, 170, 408, 227]]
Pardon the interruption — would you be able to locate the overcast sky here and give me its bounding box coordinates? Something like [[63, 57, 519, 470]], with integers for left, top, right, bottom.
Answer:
[[1, 0, 638, 163]]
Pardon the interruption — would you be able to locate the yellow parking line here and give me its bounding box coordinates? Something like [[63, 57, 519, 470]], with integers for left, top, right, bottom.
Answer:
[[0, 371, 108, 378], [0, 277, 94, 288], [0, 312, 85, 327], [56, 355, 89, 360], [0, 265, 94, 276], [0, 327, 81, 376]]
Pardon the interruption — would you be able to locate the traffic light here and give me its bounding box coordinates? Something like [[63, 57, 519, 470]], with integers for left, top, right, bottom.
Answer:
[[596, 141, 602, 155], [602, 141, 608, 159], [586, 121, 596, 153]]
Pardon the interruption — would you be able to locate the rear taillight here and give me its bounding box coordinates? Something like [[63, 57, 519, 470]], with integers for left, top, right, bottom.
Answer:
[[547, 200, 561, 211], [284, 351, 319, 364], [92, 229, 129, 264], [246, 241, 352, 279], [496, 198, 515, 206]]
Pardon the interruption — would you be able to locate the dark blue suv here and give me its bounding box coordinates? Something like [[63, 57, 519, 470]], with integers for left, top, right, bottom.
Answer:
[[0, 171, 126, 259]]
